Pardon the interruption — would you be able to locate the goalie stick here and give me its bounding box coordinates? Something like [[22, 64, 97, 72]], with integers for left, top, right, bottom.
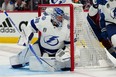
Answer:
[[4, 11, 56, 71]]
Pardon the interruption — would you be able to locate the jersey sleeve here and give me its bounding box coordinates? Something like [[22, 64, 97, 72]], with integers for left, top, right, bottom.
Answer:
[[30, 17, 40, 32], [30, 15, 52, 32]]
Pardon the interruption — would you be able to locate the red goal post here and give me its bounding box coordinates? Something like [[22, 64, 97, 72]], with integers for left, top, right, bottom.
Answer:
[[38, 4, 75, 71]]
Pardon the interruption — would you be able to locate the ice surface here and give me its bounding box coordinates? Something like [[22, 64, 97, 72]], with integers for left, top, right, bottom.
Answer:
[[0, 43, 116, 77]]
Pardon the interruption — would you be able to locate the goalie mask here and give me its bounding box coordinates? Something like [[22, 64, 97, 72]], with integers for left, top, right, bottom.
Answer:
[[51, 8, 65, 27], [50, 0, 66, 4]]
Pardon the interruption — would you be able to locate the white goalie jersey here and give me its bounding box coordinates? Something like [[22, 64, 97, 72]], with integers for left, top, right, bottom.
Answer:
[[33, 15, 70, 51]]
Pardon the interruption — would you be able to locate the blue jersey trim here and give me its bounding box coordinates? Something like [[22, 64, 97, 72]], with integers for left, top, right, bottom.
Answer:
[[31, 20, 38, 32]]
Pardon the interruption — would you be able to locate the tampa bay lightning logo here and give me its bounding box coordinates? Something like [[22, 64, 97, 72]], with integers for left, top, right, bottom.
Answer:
[[44, 35, 59, 46], [51, 0, 66, 4]]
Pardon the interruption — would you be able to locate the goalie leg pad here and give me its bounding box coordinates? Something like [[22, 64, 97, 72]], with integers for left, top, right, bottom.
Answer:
[[9, 55, 28, 68], [29, 56, 56, 72], [18, 32, 28, 46], [18, 43, 42, 64], [10, 43, 42, 68], [18, 24, 34, 46], [29, 56, 71, 72]]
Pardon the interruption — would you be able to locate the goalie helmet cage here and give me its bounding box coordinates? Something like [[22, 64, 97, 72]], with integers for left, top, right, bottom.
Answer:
[[38, 4, 114, 71]]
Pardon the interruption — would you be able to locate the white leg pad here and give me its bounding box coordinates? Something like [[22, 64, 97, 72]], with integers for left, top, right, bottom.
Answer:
[[9, 55, 21, 66], [29, 56, 71, 72], [18, 32, 28, 46], [29, 56, 56, 72]]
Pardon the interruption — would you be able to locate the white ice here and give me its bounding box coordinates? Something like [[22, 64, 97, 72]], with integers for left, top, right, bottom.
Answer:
[[0, 43, 116, 77]]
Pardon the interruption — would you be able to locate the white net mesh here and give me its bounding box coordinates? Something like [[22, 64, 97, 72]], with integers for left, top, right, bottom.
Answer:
[[73, 4, 114, 68]]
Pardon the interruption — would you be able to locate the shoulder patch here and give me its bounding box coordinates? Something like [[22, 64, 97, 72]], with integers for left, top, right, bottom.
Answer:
[[43, 27, 47, 32], [34, 18, 40, 23], [42, 16, 46, 20]]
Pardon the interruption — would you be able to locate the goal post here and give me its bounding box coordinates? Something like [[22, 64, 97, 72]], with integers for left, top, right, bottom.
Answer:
[[38, 4, 75, 71]]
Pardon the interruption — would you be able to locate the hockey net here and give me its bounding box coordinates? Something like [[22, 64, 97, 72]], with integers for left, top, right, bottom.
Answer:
[[38, 3, 114, 71]]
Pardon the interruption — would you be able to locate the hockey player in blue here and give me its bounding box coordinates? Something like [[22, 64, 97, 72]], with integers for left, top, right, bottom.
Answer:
[[10, 8, 73, 71], [87, 0, 116, 58]]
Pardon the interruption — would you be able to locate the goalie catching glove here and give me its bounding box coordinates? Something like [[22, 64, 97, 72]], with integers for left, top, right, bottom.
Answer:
[[55, 47, 70, 62]]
